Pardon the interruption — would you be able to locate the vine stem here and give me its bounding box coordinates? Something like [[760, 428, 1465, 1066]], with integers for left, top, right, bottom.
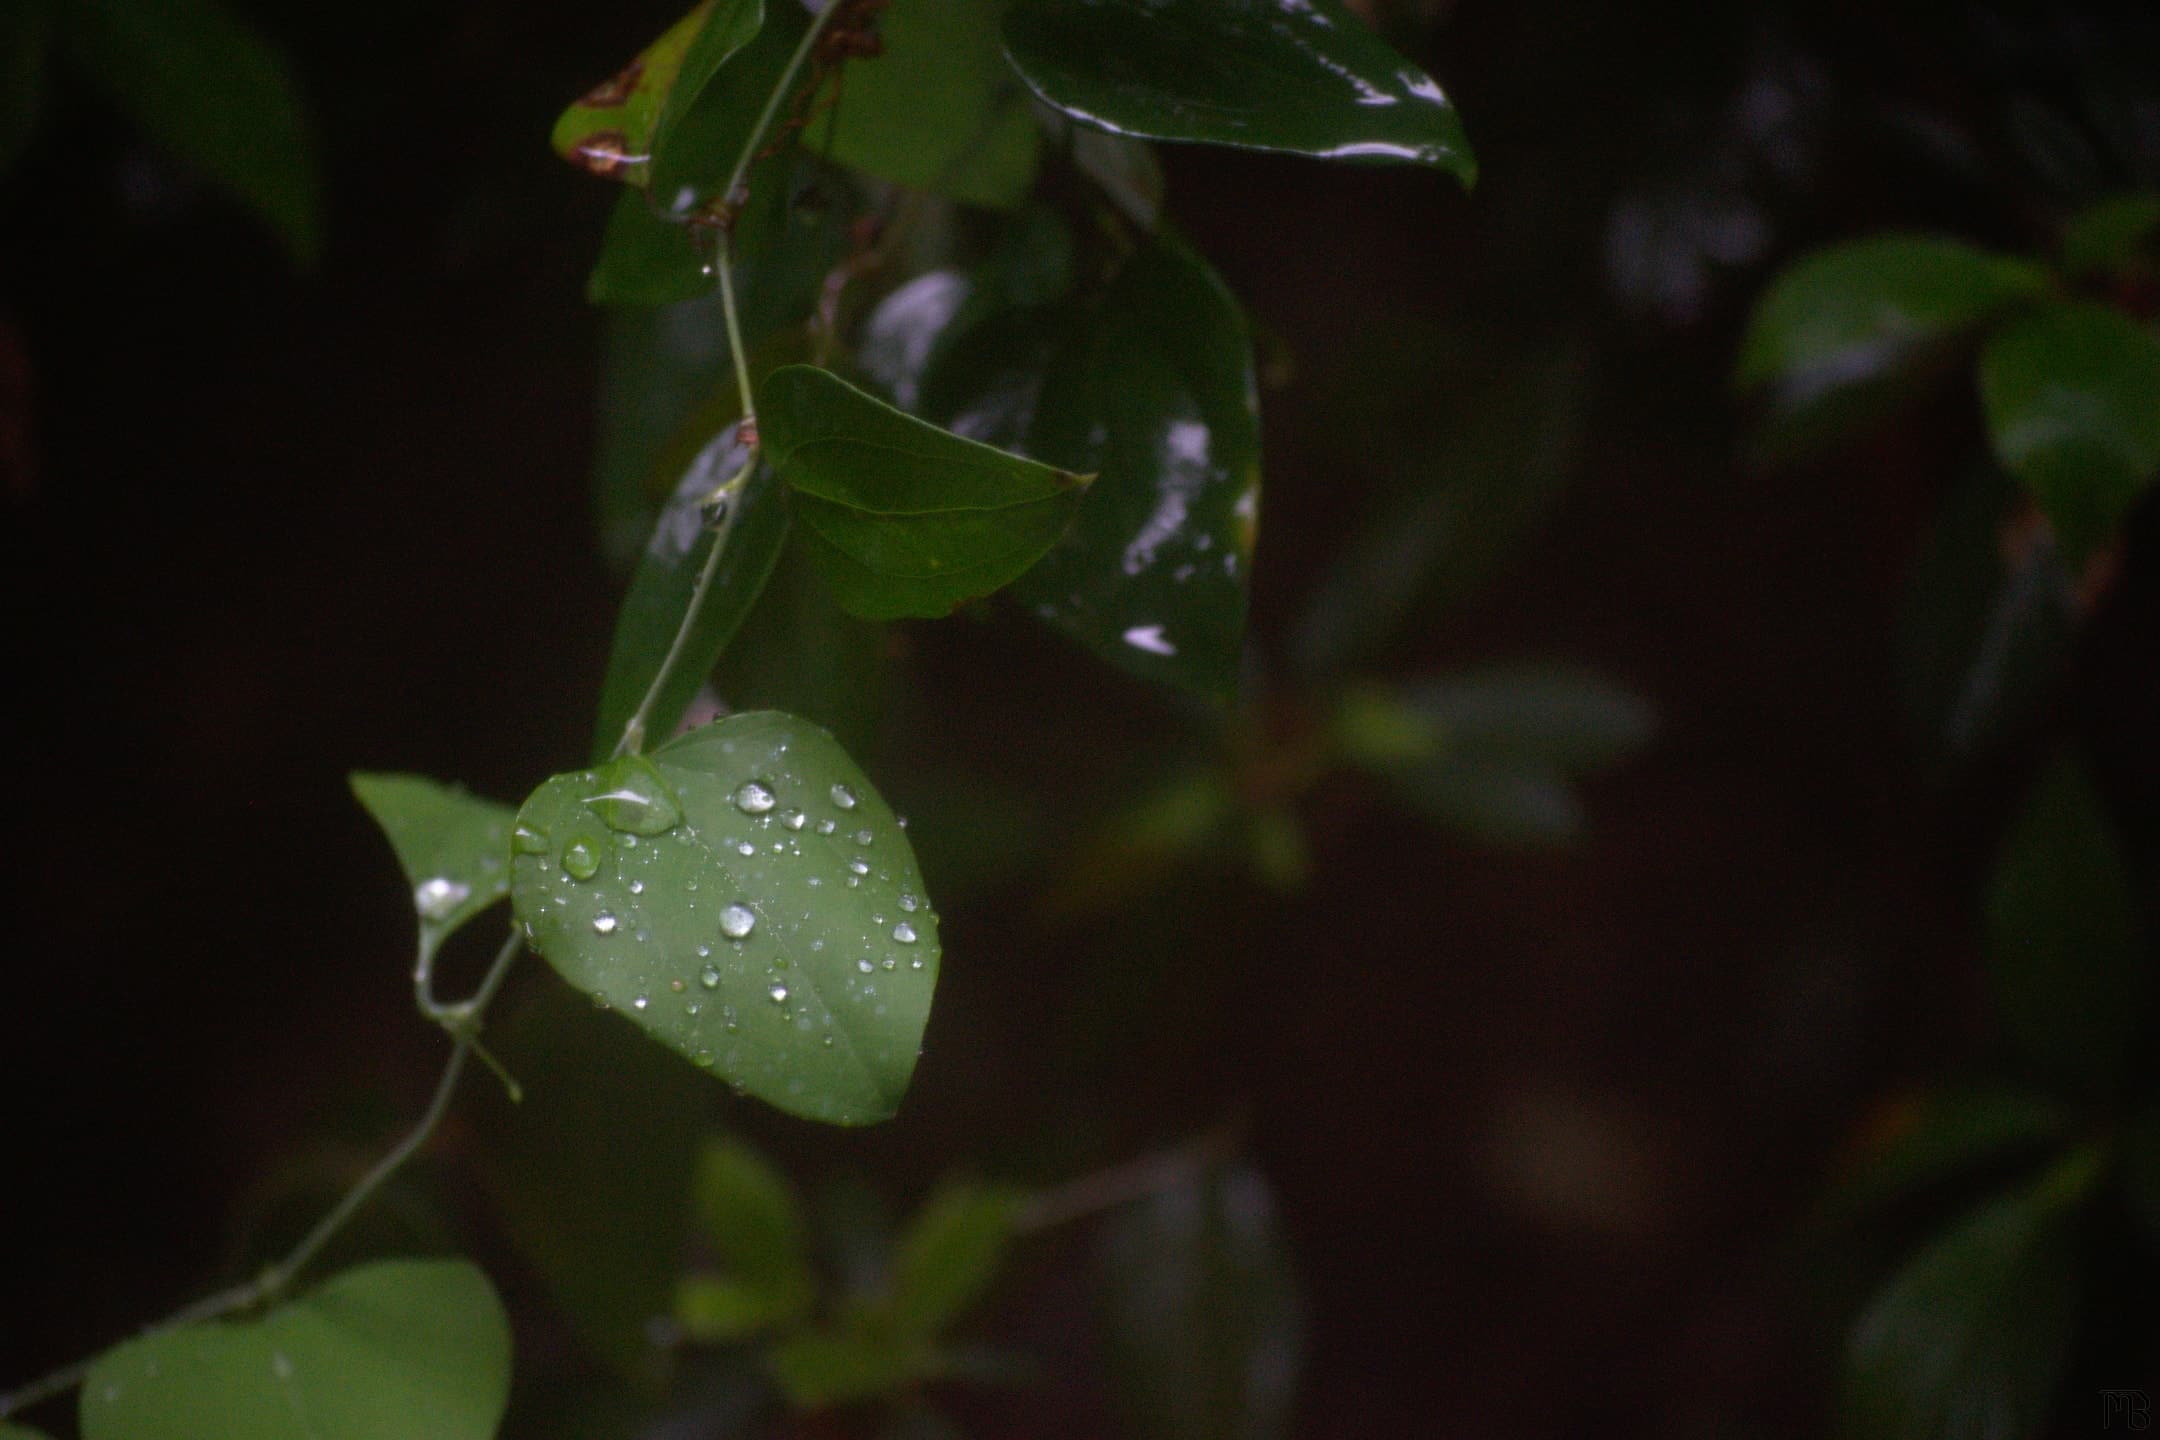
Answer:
[[0, 930, 525, 1421]]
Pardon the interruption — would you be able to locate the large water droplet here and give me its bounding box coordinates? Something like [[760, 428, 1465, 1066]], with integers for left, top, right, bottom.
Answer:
[[733, 780, 777, 815], [830, 783, 858, 810], [413, 876, 470, 922], [898, 893, 919, 913], [584, 755, 684, 835], [561, 838, 602, 882], [720, 903, 757, 940], [892, 921, 918, 945], [781, 809, 807, 831], [592, 912, 620, 935]]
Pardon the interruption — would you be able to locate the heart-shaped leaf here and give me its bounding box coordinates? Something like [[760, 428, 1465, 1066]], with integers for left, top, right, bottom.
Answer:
[[1003, 0, 1474, 183], [1979, 299, 2160, 564], [511, 711, 938, 1125], [80, 1259, 511, 1440], [592, 419, 790, 759], [759, 364, 1092, 620], [1012, 237, 1261, 697], [349, 774, 514, 968], [550, 0, 761, 184]]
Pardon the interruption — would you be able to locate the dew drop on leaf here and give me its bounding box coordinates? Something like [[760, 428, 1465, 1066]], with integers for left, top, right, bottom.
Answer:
[[583, 754, 685, 835], [561, 838, 602, 882], [720, 903, 757, 939], [700, 964, 722, 989], [892, 922, 918, 944], [733, 781, 777, 815], [830, 783, 858, 810], [512, 823, 550, 855], [592, 911, 619, 935], [413, 876, 471, 921]]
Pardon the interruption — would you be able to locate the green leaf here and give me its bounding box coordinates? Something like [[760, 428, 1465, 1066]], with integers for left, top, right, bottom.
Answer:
[[2059, 191, 2160, 278], [649, 0, 811, 209], [1840, 1149, 2099, 1440], [1099, 1164, 1302, 1440], [1985, 751, 2146, 1096], [890, 1180, 1027, 1339], [713, 539, 890, 760], [0, 0, 52, 173], [655, 0, 766, 164], [804, 0, 1040, 208], [1978, 299, 2160, 563], [1385, 665, 1656, 771], [63, 0, 320, 262], [586, 192, 711, 307], [550, 1, 747, 184], [676, 1136, 816, 1340], [767, 1328, 919, 1410], [511, 712, 938, 1125], [1003, 0, 1475, 184], [475, 985, 707, 1383], [80, 1259, 511, 1440], [759, 364, 1092, 620], [1736, 236, 2049, 458], [1816, 1085, 2073, 1232], [348, 773, 514, 969], [1013, 236, 1260, 696], [591, 419, 790, 759]]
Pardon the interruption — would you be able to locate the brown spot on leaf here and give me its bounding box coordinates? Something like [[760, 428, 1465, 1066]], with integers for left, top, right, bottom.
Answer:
[[567, 131, 646, 179], [579, 59, 644, 110]]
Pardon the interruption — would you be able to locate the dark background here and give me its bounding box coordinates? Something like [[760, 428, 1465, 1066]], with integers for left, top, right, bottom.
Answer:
[[7, 0, 2160, 1434]]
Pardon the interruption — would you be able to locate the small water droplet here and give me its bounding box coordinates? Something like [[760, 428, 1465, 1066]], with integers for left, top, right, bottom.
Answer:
[[628, 878, 645, 895], [830, 783, 858, 810], [892, 921, 918, 944], [592, 912, 619, 935], [700, 964, 721, 989], [632, 994, 649, 1010], [733, 780, 776, 814], [694, 1048, 714, 1067], [816, 818, 837, 835], [768, 983, 790, 1003], [854, 829, 874, 845], [857, 958, 874, 973], [592, 990, 611, 1009], [909, 957, 924, 970], [271, 1351, 293, 1381], [848, 858, 870, 875], [781, 808, 807, 830], [898, 893, 919, 912], [669, 978, 686, 993], [736, 841, 756, 856], [584, 755, 685, 835], [720, 903, 757, 939], [413, 876, 470, 921], [561, 838, 602, 881], [512, 823, 550, 855]]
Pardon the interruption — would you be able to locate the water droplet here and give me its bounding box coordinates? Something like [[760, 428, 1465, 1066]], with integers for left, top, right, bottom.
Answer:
[[733, 780, 777, 814], [628, 879, 645, 895], [857, 958, 874, 973], [892, 921, 918, 944], [632, 994, 649, 1010], [512, 823, 550, 855], [816, 818, 837, 835], [413, 876, 470, 921], [693, 1048, 714, 1067], [854, 829, 874, 846], [669, 978, 686, 993], [561, 838, 602, 882], [592, 990, 611, 1009], [583, 755, 684, 835], [898, 893, 919, 912], [736, 841, 756, 856], [909, 957, 924, 970], [700, 964, 722, 989], [848, 858, 870, 876], [588, 911, 620, 936], [696, 943, 712, 958], [720, 903, 757, 939], [768, 983, 790, 1003], [830, 783, 858, 810], [1121, 623, 1177, 656], [781, 809, 807, 830]]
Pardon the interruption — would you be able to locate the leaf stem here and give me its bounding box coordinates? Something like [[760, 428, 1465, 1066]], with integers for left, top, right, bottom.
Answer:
[[0, 929, 525, 1421]]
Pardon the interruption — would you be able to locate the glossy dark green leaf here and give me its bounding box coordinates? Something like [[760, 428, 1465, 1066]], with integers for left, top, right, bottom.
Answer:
[[80, 1259, 511, 1440], [1003, 0, 1474, 183], [550, 0, 761, 184], [2059, 191, 2160, 278], [804, 0, 1039, 208], [587, 191, 711, 307], [0, 0, 51, 172], [760, 364, 1092, 620], [676, 1136, 816, 1340], [1099, 1164, 1302, 1440], [1816, 1085, 2073, 1232], [349, 774, 514, 969], [512, 712, 938, 1125], [1978, 299, 2160, 563], [713, 539, 890, 759], [592, 421, 790, 760], [1736, 236, 2049, 458], [474, 984, 707, 1382], [1896, 466, 2077, 769], [1985, 752, 2145, 1096], [655, 0, 766, 162], [890, 1180, 1027, 1338], [593, 301, 737, 569], [63, 0, 319, 262], [1013, 237, 1259, 696], [1841, 1149, 2099, 1440], [649, 0, 812, 209]]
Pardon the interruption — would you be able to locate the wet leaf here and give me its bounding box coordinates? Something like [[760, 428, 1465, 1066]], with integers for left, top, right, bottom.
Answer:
[[550, 0, 760, 185], [1736, 236, 2048, 459], [676, 1136, 816, 1340], [1099, 1163, 1302, 1440], [1013, 237, 1260, 697], [475, 984, 707, 1382], [1978, 299, 2160, 564], [1841, 1149, 2098, 1440], [805, 0, 1040, 208], [0, 0, 51, 173], [1985, 751, 2145, 1096], [63, 0, 320, 262], [759, 364, 1092, 620], [649, 0, 812, 210], [511, 712, 938, 1125], [2059, 191, 2160, 278], [1817, 1085, 2073, 1232], [348, 773, 514, 969], [1003, 0, 1475, 184], [80, 1259, 510, 1440], [889, 1180, 1027, 1339], [592, 419, 790, 759]]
